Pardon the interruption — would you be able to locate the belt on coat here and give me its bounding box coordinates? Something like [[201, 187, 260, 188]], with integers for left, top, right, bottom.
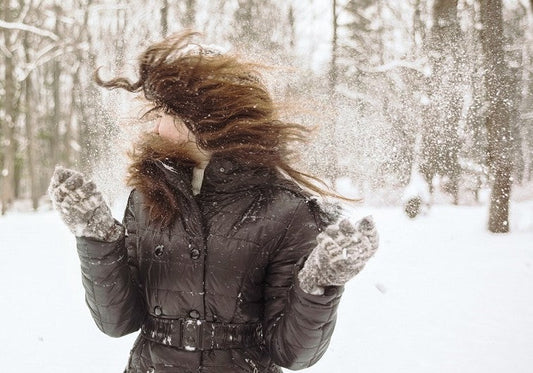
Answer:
[[141, 315, 264, 351]]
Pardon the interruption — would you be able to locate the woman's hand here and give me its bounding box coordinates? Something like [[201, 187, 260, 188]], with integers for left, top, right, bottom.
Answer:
[[48, 166, 123, 242], [298, 216, 379, 295]]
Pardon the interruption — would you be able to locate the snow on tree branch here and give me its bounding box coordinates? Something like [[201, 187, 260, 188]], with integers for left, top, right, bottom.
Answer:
[[361, 60, 431, 77], [0, 19, 59, 41]]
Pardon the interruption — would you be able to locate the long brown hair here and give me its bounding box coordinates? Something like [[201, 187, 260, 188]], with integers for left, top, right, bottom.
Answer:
[[96, 31, 349, 224]]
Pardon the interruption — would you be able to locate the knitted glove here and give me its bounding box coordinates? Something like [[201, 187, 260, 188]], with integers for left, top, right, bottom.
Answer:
[[48, 166, 124, 242], [298, 216, 379, 295]]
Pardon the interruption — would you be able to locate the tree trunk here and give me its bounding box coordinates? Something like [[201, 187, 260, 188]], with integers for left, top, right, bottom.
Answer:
[[184, 0, 196, 28], [0, 2, 18, 215], [412, 0, 426, 47], [50, 5, 62, 168], [479, 0, 513, 233], [325, 0, 339, 182], [24, 33, 39, 210], [178, 0, 196, 29], [161, 0, 168, 36], [330, 0, 338, 92], [77, 0, 96, 175], [421, 0, 462, 204], [288, 5, 295, 50]]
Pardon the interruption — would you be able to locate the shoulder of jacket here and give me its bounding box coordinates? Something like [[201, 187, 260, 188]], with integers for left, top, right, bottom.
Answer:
[[267, 180, 339, 231], [267, 179, 308, 208]]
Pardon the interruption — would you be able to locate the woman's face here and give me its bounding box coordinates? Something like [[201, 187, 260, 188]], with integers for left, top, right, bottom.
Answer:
[[151, 109, 211, 164], [153, 111, 192, 144]]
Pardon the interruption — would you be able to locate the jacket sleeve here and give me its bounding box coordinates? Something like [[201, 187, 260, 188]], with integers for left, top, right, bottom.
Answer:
[[263, 199, 344, 370], [75, 190, 146, 337]]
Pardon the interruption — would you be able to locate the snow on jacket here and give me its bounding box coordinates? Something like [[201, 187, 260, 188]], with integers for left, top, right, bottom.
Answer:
[[75, 155, 344, 372]]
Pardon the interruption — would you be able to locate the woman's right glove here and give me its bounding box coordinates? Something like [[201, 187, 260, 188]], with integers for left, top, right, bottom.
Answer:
[[297, 216, 379, 295], [48, 166, 124, 242]]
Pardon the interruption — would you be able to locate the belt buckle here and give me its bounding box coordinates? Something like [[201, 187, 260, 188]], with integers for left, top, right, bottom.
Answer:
[[181, 318, 203, 351]]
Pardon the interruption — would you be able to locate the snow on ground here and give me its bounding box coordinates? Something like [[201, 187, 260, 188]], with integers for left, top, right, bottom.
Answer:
[[0, 199, 532, 372]]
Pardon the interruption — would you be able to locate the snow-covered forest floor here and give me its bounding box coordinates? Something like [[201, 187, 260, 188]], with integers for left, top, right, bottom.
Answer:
[[1, 196, 532, 372]]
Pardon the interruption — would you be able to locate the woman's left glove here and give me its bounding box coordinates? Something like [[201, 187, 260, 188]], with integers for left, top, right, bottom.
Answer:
[[298, 216, 379, 295], [48, 166, 124, 242]]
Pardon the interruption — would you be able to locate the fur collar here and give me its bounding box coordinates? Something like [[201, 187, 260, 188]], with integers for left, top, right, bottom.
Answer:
[[126, 134, 280, 227]]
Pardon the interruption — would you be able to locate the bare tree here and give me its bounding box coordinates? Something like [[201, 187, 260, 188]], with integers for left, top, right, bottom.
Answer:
[[324, 0, 340, 182], [330, 0, 338, 92], [231, 0, 289, 53], [23, 30, 39, 210], [479, 0, 513, 233], [523, 0, 533, 182], [288, 5, 295, 50], [0, 0, 22, 214], [180, 0, 196, 28], [50, 3, 62, 169], [420, 0, 463, 204], [161, 0, 169, 36]]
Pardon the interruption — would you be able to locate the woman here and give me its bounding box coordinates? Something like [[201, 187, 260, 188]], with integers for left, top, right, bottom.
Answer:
[[48, 31, 379, 373]]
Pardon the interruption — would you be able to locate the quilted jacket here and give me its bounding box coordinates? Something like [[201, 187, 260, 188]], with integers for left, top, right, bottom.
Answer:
[[76, 155, 344, 372]]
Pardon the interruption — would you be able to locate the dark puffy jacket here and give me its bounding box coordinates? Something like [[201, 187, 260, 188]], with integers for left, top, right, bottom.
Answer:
[[76, 155, 343, 372]]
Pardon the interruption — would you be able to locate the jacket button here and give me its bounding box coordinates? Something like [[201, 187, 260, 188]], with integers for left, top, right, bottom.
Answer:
[[154, 306, 162, 316], [188, 309, 200, 319], [154, 245, 164, 257], [190, 248, 201, 259]]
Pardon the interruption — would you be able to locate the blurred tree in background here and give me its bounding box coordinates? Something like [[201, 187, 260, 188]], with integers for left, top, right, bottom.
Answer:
[[0, 0, 531, 232]]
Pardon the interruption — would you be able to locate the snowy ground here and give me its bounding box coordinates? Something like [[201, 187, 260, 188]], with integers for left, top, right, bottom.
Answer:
[[1, 198, 532, 372]]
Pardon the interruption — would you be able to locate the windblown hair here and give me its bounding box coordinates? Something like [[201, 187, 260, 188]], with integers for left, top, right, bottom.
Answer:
[[95, 31, 346, 225]]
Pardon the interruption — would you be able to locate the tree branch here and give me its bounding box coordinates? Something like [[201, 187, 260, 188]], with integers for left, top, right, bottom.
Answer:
[[0, 19, 58, 41], [361, 59, 431, 77], [18, 42, 89, 81]]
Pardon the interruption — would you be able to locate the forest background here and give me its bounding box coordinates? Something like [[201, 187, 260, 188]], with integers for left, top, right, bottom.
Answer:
[[1, 0, 532, 233]]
